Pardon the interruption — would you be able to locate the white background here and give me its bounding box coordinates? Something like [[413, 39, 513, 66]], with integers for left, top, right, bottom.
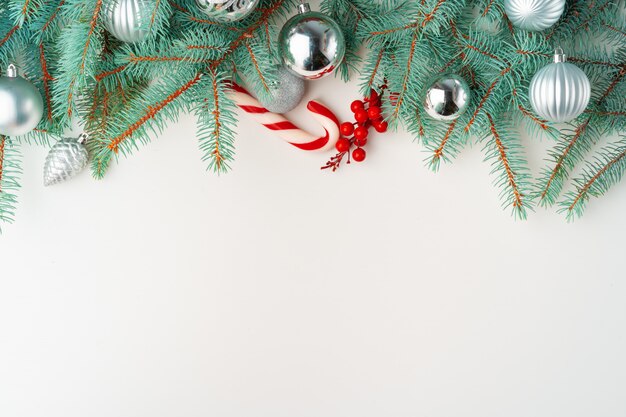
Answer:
[[1, 30, 626, 417]]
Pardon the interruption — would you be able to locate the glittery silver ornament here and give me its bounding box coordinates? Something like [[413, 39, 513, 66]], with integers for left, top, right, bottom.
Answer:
[[44, 133, 89, 186], [0, 64, 44, 137], [278, 3, 346, 80], [257, 67, 305, 113], [423, 73, 471, 121], [195, 0, 260, 22], [504, 0, 565, 31], [529, 49, 591, 123], [102, 0, 153, 43]]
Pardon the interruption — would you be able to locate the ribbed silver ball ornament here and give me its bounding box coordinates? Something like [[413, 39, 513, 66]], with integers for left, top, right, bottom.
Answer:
[[257, 67, 305, 114], [529, 49, 591, 123], [44, 133, 89, 186], [102, 0, 153, 43], [195, 0, 260, 22], [0, 64, 44, 137], [423, 73, 471, 121], [279, 3, 346, 80], [504, 0, 566, 31]]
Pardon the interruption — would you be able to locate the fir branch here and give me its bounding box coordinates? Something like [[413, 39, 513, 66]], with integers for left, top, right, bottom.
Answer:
[[559, 139, 626, 220], [485, 113, 532, 219], [429, 120, 458, 170], [195, 71, 237, 173], [39, 42, 53, 122], [535, 118, 592, 206], [0, 136, 22, 229], [464, 67, 511, 133], [0, 25, 20, 49], [390, 29, 418, 122], [106, 72, 202, 153]]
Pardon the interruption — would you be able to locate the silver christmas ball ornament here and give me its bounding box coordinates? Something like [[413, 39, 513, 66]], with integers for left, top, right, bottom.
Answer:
[[257, 67, 305, 113], [0, 64, 44, 137], [423, 74, 471, 121], [102, 0, 154, 43], [195, 0, 260, 22], [279, 3, 346, 80], [44, 133, 89, 186], [504, 0, 566, 31], [529, 49, 591, 123]]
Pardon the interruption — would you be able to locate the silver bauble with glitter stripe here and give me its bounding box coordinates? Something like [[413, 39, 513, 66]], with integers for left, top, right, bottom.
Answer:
[[504, 0, 565, 31], [44, 134, 89, 186], [257, 67, 305, 114], [195, 0, 260, 22], [529, 49, 591, 123], [102, 0, 153, 43]]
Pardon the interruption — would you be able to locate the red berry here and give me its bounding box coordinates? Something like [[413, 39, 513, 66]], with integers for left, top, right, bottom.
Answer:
[[350, 100, 364, 112], [352, 148, 366, 162], [355, 137, 368, 147], [340, 122, 354, 136], [354, 109, 368, 124], [335, 138, 351, 153], [354, 126, 368, 140], [368, 90, 379, 103], [367, 106, 381, 120], [373, 120, 388, 133]]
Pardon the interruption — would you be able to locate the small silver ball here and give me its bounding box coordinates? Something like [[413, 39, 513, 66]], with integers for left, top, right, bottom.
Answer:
[[195, 0, 260, 22], [279, 4, 346, 80], [0, 66, 44, 137], [257, 67, 305, 114], [423, 74, 471, 121]]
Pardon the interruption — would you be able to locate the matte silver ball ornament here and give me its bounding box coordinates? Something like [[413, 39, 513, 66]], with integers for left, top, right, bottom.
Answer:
[[0, 64, 44, 137], [257, 67, 305, 113], [423, 74, 471, 121], [102, 0, 154, 43], [504, 0, 566, 31], [44, 133, 89, 186], [195, 0, 260, 22], [529, 49, 591, 123], [278, 3, 346, 80]]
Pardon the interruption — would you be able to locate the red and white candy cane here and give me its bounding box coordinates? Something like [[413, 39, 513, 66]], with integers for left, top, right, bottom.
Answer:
[[229, 83, 340, 152]]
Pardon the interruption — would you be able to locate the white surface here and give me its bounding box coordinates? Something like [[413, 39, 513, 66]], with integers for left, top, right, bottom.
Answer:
[[1, 71, 626, 417]]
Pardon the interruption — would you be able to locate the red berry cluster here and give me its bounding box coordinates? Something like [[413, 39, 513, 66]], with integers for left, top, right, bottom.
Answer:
[[322, 87, 389, 171]]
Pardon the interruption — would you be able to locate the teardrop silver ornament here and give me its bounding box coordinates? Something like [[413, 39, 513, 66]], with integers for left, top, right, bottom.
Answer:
[[504, 0, 565, 31], [529, 49, 591, 123], [102, 0, 153, 43], [44, 134, 89, 186]]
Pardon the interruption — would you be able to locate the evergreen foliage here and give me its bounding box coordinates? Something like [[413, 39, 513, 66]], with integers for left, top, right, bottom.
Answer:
[[0, 0, 624, 227]]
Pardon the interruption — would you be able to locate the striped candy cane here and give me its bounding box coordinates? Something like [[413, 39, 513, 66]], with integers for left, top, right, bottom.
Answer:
[[229, 83, 340, 152]]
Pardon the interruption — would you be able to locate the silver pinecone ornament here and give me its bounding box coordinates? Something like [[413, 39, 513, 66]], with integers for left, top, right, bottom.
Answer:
[[44, 133, 89, 186], [504, 0, 566, 31], [529, 48, 591, 123]]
